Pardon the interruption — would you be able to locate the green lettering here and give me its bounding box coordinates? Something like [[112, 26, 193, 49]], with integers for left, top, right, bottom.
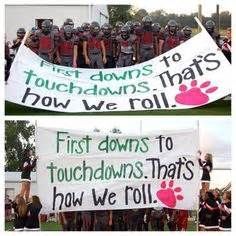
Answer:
[[137, 81, 150, 93], [24, 69, 37, 84], [140, 137, 150, 153], [133, 161, 144, 179], [142, 64, 153, 76], [128, 69, 141, 79]]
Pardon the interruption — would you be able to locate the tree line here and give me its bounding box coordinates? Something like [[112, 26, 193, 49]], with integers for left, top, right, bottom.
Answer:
[[5, 121, 122, 171], [5, 121, 35, 171], [108, 5, 231, 29]]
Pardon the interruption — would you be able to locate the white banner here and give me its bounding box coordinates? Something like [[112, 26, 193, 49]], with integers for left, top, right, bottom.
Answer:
[[6, 18, 231, 113], [36, 127, 199, 212]]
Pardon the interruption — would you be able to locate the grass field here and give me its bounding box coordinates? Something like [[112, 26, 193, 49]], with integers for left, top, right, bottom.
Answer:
[[5, 221, 62, 231], [5, 99, 231, 116], [5, 220, 197, 231]]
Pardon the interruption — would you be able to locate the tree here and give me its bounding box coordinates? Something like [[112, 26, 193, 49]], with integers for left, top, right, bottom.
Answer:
[[110, 127, 122, 134], [93, 128, 101, 133], [211, 11, 231, 29], [132, 8, 149, 22], [108, 5, 133, 26], [5, 121, 35, 171], [150, 10, 167, 26]]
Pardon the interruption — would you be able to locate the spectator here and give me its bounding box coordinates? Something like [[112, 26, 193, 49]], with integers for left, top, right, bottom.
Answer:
[[25, 195, 42, 231], [219, 191, 231, 231]]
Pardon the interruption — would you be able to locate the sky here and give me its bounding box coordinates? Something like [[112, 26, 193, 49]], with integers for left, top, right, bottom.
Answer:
[[134, 0, 232, 16], [36, 116, 230, 138]]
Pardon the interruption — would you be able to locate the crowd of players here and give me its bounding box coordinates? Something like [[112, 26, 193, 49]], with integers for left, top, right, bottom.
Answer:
[[6, 190, 231, 231], [5, 15, 231, 79]]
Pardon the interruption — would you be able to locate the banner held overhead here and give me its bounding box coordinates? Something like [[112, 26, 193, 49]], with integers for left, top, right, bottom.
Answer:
[[36, 127, 199, 213]]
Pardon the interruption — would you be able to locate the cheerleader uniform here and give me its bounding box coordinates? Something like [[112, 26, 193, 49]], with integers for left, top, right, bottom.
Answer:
[[25, 202, 42, 231], [198, 159, 212, 183], [12, 201, 27, 231], [20, 156, 37, 182], [203, 198, 220, 230], [198, 197, 206, 228], [219, 202, 231, 231]]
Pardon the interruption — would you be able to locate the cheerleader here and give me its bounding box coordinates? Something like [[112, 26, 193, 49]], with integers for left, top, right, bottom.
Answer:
[[198, 153, 213, 192], [19, 149, 37, 202], [202, 191, 220, 231], [25, 196, 42, 231], [12, 195, 28, 231], [219, 191, 231, 231], [213, 188, 222, 205]]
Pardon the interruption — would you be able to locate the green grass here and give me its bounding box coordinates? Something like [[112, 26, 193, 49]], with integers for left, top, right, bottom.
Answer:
[[5, 221, 62, 231], [5, 99, 231, 116], [5, 220, 196, 231]]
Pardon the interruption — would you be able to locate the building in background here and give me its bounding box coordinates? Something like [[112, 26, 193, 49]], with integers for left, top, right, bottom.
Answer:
[[5, 4, 109, 42], [5, 172, 37, 200]]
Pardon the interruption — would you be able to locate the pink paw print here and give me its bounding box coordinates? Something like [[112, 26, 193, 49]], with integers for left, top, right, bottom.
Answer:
[[156, 180, 184, 208], [175, 80, 218, 106]]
